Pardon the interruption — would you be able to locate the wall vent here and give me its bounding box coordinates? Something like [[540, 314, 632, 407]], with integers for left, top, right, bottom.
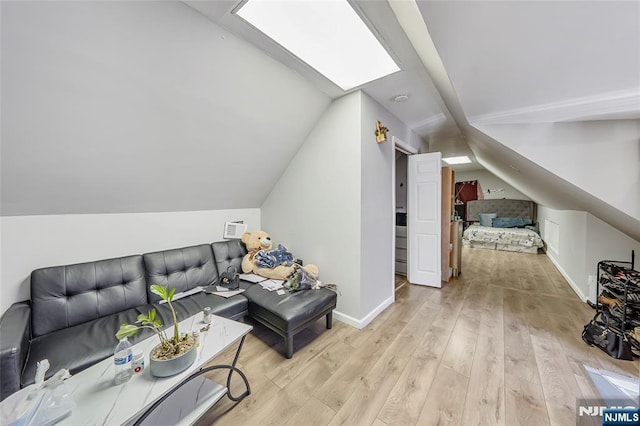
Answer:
[[223, 222, 247, 239]]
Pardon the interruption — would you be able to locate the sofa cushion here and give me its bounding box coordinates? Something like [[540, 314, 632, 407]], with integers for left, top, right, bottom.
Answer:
[[30, 256, 147, 337], [21, 291, 249, 387], [211, 240, 246, 276], [164, 292, 248, 323], [22, 305, 155, 387], [143, 245, 218, 303], [242, 285, 337, 333]]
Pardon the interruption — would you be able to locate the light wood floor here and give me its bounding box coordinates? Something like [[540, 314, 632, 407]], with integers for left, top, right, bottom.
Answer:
[[196, 248, 639, 426]]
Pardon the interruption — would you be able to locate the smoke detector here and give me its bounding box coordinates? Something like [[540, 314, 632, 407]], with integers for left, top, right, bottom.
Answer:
[[393, 94, 409, 102]]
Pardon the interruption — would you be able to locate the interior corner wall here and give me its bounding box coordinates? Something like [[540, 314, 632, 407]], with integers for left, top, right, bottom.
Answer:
[[537, 206, 587, 300], [477, 121, 640, 222], [455, 169, 531, 201], [359, 92, 408, 319], [585, 214, 640, 290], [261, 92, 363, 322], [538, 205, 640, 302], [0, 209, 260, 314]]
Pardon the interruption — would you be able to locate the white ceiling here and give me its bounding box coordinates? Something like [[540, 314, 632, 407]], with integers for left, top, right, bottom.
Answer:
[[3, 0, 638, 241], [185, 0, 458, 143], [417, 0, 640, 122]]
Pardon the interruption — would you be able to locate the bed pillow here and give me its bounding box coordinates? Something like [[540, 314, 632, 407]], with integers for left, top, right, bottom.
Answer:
[[479, 213, 497, 227], [492, 217, 532, 228]]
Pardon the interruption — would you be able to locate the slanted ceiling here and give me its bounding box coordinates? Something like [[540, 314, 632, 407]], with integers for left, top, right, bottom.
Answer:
[[405, 0, 640, 241], [1, 1, 330, 215], [2, 0, 639, 246]]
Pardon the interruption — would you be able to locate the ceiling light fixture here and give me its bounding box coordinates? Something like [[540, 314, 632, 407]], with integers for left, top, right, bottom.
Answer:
[[235, 0, 400, 91], [393, 94, 409, 102], [442, 156, 472, 165]]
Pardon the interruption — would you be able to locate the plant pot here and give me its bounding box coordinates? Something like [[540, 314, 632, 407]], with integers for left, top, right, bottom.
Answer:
[[149, 342, 197, 378]]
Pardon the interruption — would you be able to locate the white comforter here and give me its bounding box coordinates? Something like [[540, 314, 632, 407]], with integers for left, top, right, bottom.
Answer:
[[462, 225, 544, 248]]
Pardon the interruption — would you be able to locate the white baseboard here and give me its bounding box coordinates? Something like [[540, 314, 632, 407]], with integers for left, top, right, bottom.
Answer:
[[546, 253, 587, 302], [333, 296, 394, 330]]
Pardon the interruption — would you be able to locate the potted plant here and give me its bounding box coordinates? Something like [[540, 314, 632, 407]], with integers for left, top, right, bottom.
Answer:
[[116, 285, 196, 378]]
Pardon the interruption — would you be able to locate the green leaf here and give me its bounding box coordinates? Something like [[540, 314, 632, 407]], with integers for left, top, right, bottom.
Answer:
[[150, 285, 167, 300], [149, 309, 156, 321], [168, 287, 176, 302], [116, 323, 139, 340]]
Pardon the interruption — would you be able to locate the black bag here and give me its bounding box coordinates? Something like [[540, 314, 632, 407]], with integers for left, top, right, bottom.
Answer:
[[218, 266, 240, 290], [582, 312, 633, 361]]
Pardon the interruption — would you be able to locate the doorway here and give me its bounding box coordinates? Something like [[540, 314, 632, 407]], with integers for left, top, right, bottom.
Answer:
[[395, 151, 408, 290]]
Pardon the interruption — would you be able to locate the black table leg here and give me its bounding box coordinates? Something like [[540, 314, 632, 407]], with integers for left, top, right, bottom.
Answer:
[[132, 336, 251, 426]]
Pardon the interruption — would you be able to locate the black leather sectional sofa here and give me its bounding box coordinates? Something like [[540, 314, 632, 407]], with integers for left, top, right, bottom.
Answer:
[[0, 240, 337, 401]]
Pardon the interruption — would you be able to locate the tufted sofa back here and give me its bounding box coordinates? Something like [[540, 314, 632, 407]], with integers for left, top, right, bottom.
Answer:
[[143, 244, 218, 303], [30, 256, 147, 337], [211, 240, 247, 276]]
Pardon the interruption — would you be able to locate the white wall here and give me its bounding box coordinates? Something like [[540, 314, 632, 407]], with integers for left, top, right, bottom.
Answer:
[[455, 169, 530, 201], [261, 92, 363, 322], [537, 206, 587, 299], [0, 209, 260, 314], [360, 92, 406, 318], [477, 121, 640, 222], [1, 1, 329, 215], [538, 205, 640, 302], [262, 91, 413, 327], [585, 214, 640, 298]]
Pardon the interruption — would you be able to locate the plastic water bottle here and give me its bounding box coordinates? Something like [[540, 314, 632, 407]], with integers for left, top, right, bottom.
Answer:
[[114, 337, 133, 384]]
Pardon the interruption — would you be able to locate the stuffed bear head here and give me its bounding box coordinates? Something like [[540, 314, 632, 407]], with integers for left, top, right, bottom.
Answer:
[[240, 230, 297, 280], [241, 230, 273, 252]]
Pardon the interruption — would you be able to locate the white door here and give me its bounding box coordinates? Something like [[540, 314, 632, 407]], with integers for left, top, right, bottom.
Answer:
[[407, 152, 441, 287]]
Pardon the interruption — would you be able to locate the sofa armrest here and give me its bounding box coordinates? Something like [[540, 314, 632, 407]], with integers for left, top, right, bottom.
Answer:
[[0, 301, 31, 401]]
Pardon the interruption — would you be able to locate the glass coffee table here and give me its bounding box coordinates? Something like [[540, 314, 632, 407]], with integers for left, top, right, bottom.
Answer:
[[56, 313, 252, 425]]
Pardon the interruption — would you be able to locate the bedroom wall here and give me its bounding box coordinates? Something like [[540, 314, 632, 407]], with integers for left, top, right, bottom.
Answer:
[[455, 169, 530, 201], [538, 205, 640, 302], [360, 92, 407, 320], [0, 209, 260, 314], [261, 92, 363, 323]]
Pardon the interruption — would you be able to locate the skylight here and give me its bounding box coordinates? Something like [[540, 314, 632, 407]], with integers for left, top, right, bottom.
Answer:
[[235, 0, 400, 91], [442, 156, 472, 165]]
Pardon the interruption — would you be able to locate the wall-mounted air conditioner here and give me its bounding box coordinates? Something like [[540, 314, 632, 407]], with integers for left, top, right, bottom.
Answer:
[[223, 221, 247, 239]]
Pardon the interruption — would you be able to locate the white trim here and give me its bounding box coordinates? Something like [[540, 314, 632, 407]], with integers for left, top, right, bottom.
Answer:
[[393, 136, 418, 155], [333, 295, 394, 329], [469, 89, 640, 125], [390, 138, 397, 307], [545, 253, 587, 302], [411, 113, 446, 132]]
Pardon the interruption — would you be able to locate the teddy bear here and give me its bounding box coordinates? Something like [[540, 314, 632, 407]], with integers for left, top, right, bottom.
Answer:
[[241, 230, 318, 280]]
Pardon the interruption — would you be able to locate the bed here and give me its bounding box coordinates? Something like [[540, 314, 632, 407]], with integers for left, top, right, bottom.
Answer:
[[462, 199, 544, 254]]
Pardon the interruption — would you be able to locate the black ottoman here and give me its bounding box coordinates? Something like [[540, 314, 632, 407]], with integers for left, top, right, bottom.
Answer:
[[242, 284, 337, 358]]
